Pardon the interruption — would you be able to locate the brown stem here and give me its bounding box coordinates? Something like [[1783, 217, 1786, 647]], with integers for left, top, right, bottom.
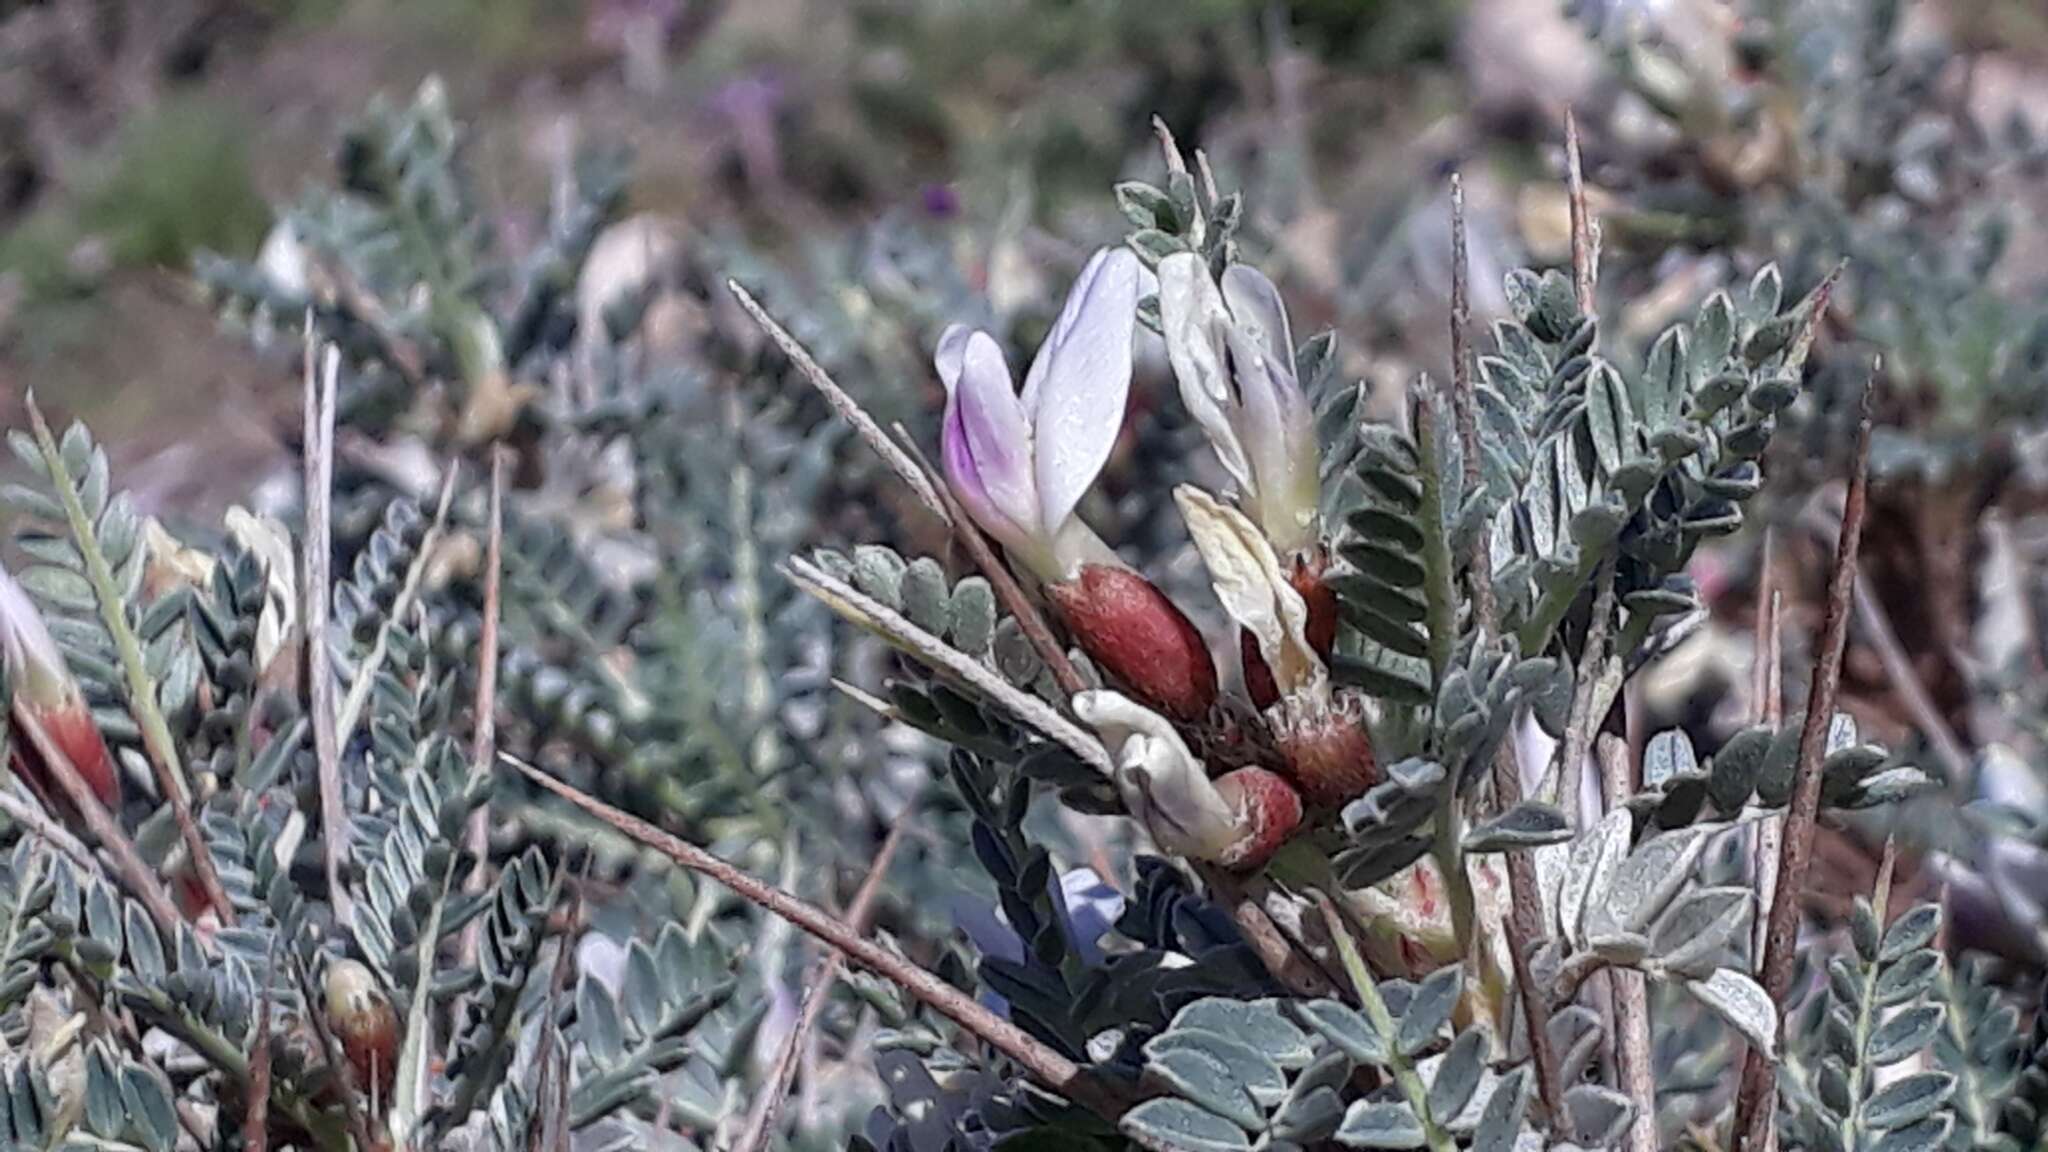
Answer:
[[727, 281, 953, 527], [12, 704, 182, 938], [1733, 378, 1875, 1152], [733, 819, 909, 1152], [1597, 735, 1658, 1152], [304, 338, 349, 927], [1449, 170, 1562, 1119], [453, 449, 507, 1048], [897, 432, 1088, 699], [503, 754, 1153, 1137], [244, 953, 274, 1152], [1565, 112, 1598, 316]]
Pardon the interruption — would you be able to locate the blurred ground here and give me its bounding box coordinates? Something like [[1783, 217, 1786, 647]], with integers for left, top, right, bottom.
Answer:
[[2, 0, 2045, 522]]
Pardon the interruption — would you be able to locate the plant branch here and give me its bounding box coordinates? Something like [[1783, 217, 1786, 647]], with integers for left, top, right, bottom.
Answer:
[[1733, 376, 1874, 1152], [1315, 893, 1458, 1152], [897, 431, 1088, 698], [24, 394, 235, 925], [1750, 532, 1784, 964], [11, 703, 182, 938], [1548, 560, 1619, 812], [1565, 111, 1597, 315], [304, 338, 348, 926], [728, 281, 953, 527], [1449, 170, 1562, 1119], [733, 818, 909, 1152], [1596, 734, 1657, 1152], [503, 754, 1151, 1134], [785, 556, 1113, 775]]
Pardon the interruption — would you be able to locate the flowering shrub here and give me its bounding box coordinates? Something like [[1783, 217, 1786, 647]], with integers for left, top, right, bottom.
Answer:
[[0, 47, 2034, 1152]]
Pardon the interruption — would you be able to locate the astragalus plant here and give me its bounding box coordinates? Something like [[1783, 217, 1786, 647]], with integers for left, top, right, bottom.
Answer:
[[507, 123, 1990, 1152]]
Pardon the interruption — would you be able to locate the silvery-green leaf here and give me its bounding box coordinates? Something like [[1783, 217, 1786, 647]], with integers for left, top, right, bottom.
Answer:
[[1861, 1072, 1955, 1133], [946, 577, 996, 656], [84, 1048, 123, 1138], [1643, 730, 1697, 789], [1145, 1047, 1264, 1131], [1870, 1115, 1954, 1152], [1173, 999, 1314, 1069], [1147, 1030, 1287, 1108], [1869, 1004, 1946, 1065], [1583, 827, 1707, 940], [1398, 967, 1462, 1056], [1426, 1029, 1487, 1121], [1293, 1000, 1387, 1065], [1464, 801, 1571, 854], [577, 975, 625, 1064], [1693, 291, 1736, 370], [1563, 1083, 1634, 1148], [1472, 1066, 1529, 1152], [1273, 1086, 1347, 1144], [900, 557, 949, 635], [1561, 808, 1631, 947], [119, 1063, 178, 1152], [1336, 1101, 1426, 1150], [1880, 905, 1942, 964], [850, 545, 907, 609], [1874, 950, 1941, 1008], [1651, 887, 1751, 979], [1120, 1098, 1252, 1152], [1687, 968, 1778, 1057]]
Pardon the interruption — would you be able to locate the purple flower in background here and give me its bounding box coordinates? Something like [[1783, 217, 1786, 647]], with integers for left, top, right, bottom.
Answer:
[[1159, 252, 1321, 557], [936, 247, 1140, 583], [920, 183, 961, 218]]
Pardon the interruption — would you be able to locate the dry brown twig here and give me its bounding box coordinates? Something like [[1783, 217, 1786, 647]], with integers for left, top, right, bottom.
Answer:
[[1733, 373, 1876, 1152], [1597, 734, 1658, 1152], [728, 281, 952, 525], [895, 431, 1089, 698], [733, 820, 910, 1152], [503, 754, 1175, 1145], [304, 337, 348, 927], [12, 703, 183, 937], [1446, 170, 1564, 1118]]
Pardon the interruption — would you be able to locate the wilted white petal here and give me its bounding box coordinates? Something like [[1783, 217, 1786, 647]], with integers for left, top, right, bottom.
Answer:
[[1026, 248, 1140, 535], [1221, 264, 1295, 371], [1224, 320, 1321, 556], [0, 563, 73, 706], [1159, 253, 1253, 493], [1073, 690, 1240, 861], [1174, 486, 1325, 699]]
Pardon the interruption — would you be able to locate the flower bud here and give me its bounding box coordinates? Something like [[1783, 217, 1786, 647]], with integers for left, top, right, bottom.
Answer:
[[1268, 690, 1379, 808], [324, 957, 399, 1099], [1, 564, 119, 815], [1209, 766, 1305, 871], [1075, 690, 1302, 871], [1048, 565, 1217, 724], [1241, 549, 1337, 710]]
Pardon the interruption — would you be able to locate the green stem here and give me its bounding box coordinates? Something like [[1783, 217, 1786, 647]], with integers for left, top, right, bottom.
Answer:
[[1318, 895, 1459, 1152], [1517, 548, 1603, 658], [27, 408, 188, 802], [1413, 397, 1459, 685]]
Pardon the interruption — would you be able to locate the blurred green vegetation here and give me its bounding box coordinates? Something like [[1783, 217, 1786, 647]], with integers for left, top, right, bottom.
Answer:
[[0, 94, 267, 311]]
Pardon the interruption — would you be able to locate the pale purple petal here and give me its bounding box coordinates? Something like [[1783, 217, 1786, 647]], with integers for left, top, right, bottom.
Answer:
[[1221, 264, 1295, 376], [934, 324, 975, 392], [1021, 248, 1140, 533], [939, 331, 1039, 549]]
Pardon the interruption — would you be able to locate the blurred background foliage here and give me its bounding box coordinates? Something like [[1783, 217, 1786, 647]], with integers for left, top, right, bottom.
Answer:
[[3, 0, 2048, 1146]]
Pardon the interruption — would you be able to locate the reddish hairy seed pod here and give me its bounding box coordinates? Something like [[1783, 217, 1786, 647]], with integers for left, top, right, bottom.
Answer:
[[9, 705, 121, 820], [1269, 691, 1379, 808], [1212, 767, 1304, 871], [1241, 551, 1338, 710], [324, 958, 400, 1100], [1047, 564, 1218, 723]]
